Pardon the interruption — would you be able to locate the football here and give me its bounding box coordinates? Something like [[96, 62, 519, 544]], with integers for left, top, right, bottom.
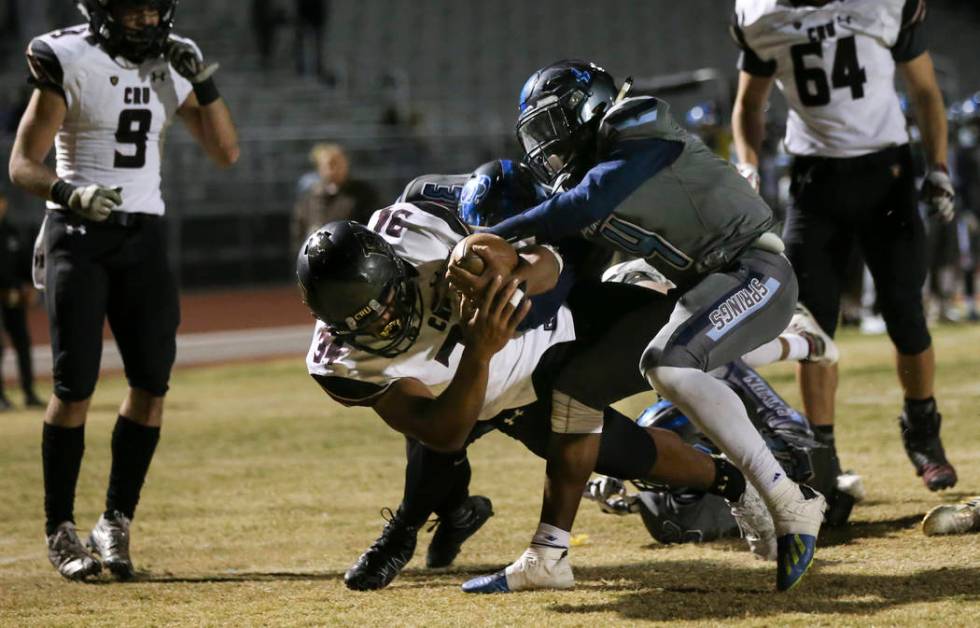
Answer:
[[449, 232, 519, 277]]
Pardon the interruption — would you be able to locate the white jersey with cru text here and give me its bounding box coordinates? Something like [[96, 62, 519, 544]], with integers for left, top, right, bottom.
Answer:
[[306, 202, 576, 421], [26, 24, 196, 214], [733, 0, 928, 158]]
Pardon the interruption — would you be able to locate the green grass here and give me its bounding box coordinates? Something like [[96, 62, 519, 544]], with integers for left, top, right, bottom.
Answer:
[[2, 326, 980, 626]]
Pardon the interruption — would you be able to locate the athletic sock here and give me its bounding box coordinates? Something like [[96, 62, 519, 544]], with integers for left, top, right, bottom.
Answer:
[[740, 338, 784, 368], [707, 456, 747, 502], [782, 333, 812, 361], [530, 522, 570, 551], [42, 423, 85, 536], [904, 396, 937, 420], [646, 366, 787, 506], [402, 438, 470, 527], [105, 416, 160, 520]]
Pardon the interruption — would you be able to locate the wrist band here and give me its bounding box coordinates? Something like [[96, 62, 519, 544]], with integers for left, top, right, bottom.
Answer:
[[50, 179, 76, 208], [192, 77, 220, 106]]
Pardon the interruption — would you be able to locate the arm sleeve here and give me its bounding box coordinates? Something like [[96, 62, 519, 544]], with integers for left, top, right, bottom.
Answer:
[[731, 17, 776, 77], [26, 39, 67, 102], [487, 139, 683, 243], [892, 0, 928, 62], [311, 373, 390, 407]]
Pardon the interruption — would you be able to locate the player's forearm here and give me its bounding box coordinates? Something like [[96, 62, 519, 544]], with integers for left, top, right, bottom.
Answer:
[[197, 99, 240, 168], [732, 100, 766, 167], [415, 349, 491, 451], [8, 153, 59, 203], [909, 87, 948, 168]]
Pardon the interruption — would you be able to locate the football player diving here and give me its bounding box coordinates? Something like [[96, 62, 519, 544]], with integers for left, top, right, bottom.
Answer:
[[451, 60, 826, 593], [298, 204, 774, 591]]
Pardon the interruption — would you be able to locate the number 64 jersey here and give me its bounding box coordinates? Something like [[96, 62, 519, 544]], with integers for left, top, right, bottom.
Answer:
[[26, 24, 197, 215], [306, 202, 576, 421], [733, 0, 926, 158]]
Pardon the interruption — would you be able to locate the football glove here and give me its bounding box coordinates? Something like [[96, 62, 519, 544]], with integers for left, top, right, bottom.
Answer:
[[165, 39, 219, 84], [583, 476, 640, 515], [921, 166, 955, 223], [68, 185, 122, 222], [736, 163, 761, 193]]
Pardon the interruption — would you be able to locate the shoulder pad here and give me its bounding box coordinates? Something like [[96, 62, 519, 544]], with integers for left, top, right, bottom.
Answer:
[[399, 173, 468, 207], [26, 38, 64, 93], [733, 0, 781, 27], [599, 97, 680, 146]]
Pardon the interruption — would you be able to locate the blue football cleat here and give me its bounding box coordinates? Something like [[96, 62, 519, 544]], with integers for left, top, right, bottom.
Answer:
[[461, 571, 510, 593], [776, 533, 816, 591], [461, 546, 574, 593]]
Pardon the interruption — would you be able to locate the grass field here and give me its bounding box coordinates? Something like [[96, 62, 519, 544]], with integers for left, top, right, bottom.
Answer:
[[2, 325, 980, 626]]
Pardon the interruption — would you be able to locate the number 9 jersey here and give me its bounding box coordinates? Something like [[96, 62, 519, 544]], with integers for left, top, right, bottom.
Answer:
[[26, 24, 197, 215], [732, 0, 926, 158]]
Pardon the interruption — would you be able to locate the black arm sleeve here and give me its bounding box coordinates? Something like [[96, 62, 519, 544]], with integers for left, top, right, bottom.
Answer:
[[311, 374, 389, 407], [892, 0, 928, 62], [26, 39, 66, 101], [731, 16, 776, 77]]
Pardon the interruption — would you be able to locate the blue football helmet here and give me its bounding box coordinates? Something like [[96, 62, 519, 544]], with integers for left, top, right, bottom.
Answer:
[[458, 159, 541, 228]]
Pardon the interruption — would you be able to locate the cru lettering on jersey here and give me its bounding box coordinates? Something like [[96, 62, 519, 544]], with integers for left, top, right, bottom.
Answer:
[[124, 86, 151, 105], [706, 277, 780, 340]]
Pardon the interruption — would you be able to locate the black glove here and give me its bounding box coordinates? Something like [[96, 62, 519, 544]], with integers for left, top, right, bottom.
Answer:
[[165, 38, 219, 84]]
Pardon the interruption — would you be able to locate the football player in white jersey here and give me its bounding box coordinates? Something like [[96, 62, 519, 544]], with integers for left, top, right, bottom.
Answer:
[[732, 0, 957, 496], [8, 0, 239, 580], [300, 208, 775, 592]]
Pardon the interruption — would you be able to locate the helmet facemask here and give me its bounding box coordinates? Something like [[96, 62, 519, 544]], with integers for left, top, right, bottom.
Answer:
[[79, 0, 177, 63], [331, 268, 424, 359], [517, 91, 600, 191]]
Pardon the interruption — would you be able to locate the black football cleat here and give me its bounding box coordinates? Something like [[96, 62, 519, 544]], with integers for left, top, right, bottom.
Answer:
[[899, 401, 957, 491], [426, 495, 494, 568], [344, 507, 419, 591]]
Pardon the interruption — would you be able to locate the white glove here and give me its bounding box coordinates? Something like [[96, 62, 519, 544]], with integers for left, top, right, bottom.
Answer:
[[922, 167, 955, 222], [68, 185, 122, 222], [165, 38, 219, 84], [736, 163, 761, 193]]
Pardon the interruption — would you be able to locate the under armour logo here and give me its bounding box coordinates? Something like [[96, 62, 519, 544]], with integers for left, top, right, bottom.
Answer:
[[151, 71, 167, 82], [65, 225, 87, 236], [773, 472, 782, 483]]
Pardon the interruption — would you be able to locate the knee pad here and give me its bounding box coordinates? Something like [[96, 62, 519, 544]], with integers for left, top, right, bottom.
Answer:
[[551, 391, 604, 434]]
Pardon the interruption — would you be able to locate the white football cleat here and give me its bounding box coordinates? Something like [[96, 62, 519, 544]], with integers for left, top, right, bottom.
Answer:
[[922, 497, 980, 536], [729, 483, 777, 561], [787, 304, 839, 365], [461, 546, 574, 593], [771, 484, 827, 591]]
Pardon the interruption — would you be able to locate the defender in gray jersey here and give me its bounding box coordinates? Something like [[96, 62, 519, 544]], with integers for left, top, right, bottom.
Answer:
[[459, 60, 826, 593], [732, 0, 958, 494]]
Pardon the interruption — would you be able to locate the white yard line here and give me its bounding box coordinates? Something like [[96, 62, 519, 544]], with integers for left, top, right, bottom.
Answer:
[[1, 325, 314, 382]]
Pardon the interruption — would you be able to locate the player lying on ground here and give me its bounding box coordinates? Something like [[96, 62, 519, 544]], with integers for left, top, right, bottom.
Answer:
[[584, 359, 865, 544], [299, 212, 773, 591], [453, 60, 825, 593], [8, 0, 238, 581]]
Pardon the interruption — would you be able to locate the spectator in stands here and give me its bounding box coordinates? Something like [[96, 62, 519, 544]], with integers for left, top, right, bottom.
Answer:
[[292, 143, 378, 253], [294, 0, 329, 80], [251, 0, 285, 68], [0, 190, 42, 410]]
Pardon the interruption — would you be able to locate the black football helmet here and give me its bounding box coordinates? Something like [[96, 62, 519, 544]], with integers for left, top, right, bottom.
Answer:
[[77, 0, 178, 63], [458, 159, 541, 228], [516, 60, 619, 190], [297, 221, 423, 358]]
